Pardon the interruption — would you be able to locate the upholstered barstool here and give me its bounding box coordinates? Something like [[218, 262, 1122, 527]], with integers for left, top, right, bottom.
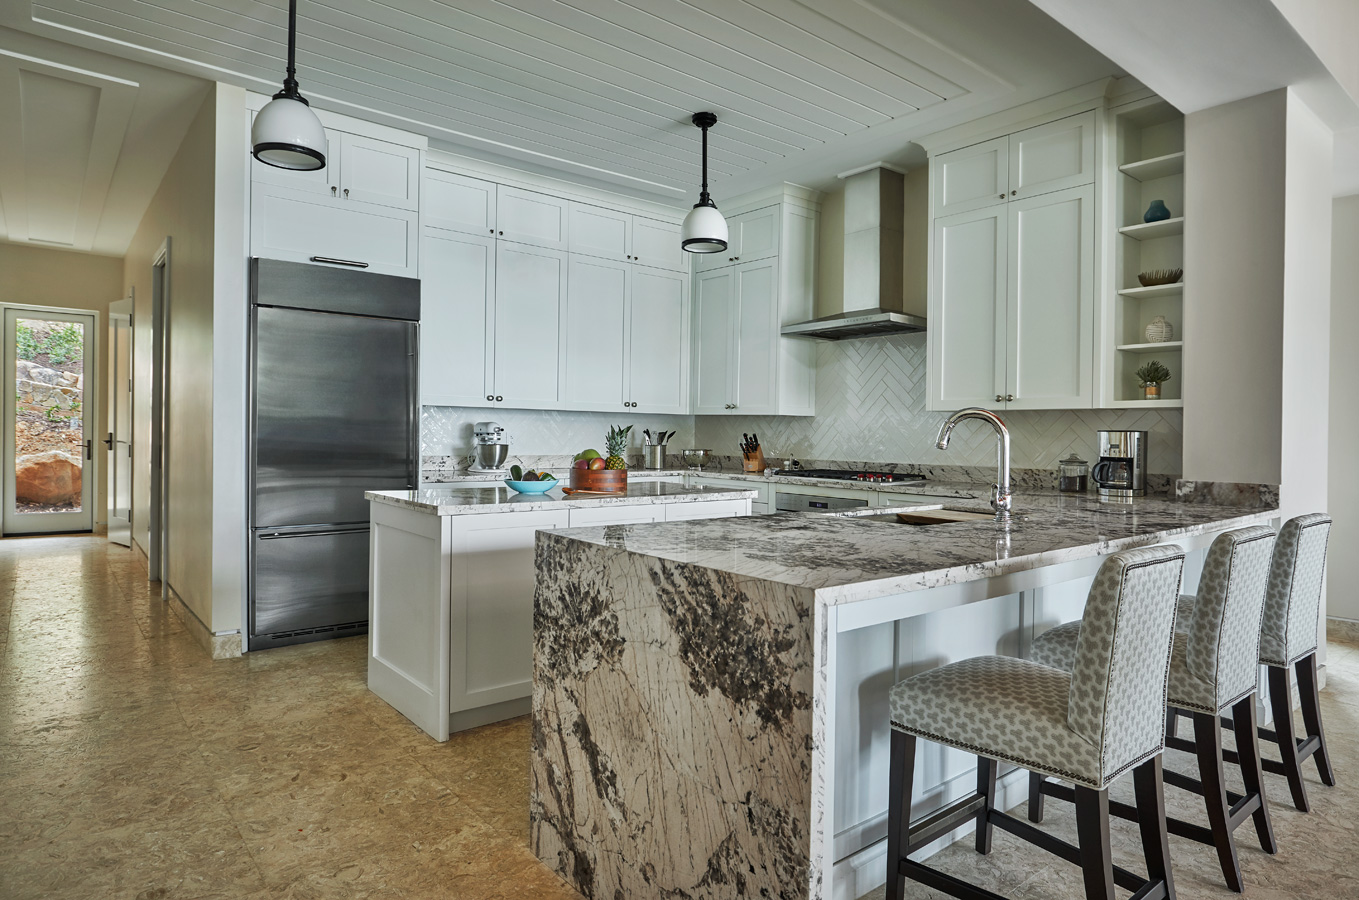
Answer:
[[886, 545, 1186, 900], [1179, 513, 1335, 812], [1030, 526, 1277, 893]]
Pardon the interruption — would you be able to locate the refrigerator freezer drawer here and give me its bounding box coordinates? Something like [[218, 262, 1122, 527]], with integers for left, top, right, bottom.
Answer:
[[251, 527, 370, 644]]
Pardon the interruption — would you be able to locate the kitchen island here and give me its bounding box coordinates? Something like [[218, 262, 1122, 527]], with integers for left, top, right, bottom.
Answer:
[[366, 481, 754, 740], [530, 491, 1277, 900]]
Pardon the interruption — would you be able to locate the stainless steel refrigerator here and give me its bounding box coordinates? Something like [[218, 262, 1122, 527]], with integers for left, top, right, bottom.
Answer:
[[248, 258, 419, 651]]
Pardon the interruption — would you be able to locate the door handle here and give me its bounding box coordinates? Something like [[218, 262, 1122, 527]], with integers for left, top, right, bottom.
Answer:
[[309, 256, 369, 268], [84, 439, 93, 460], [101, 431, 114, 448]]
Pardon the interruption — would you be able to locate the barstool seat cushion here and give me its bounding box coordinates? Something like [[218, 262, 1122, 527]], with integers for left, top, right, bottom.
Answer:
[[890, 655, 1108, 788]]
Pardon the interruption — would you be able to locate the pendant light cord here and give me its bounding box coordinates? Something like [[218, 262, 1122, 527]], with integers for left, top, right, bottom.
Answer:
[[700, 123, 710, 204], [276, 0, 306, 103]]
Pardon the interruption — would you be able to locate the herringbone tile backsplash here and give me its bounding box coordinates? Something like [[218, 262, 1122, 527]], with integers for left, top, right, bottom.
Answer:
[[694, 333, 1183, 474], [424, 333, 1182, 474]]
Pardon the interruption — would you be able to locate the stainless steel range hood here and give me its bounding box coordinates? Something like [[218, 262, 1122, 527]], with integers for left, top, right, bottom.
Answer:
[[782, 163, 926, 340]]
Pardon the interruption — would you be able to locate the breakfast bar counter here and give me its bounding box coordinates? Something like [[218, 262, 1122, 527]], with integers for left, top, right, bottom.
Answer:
[[530, 492, 1278, 900]]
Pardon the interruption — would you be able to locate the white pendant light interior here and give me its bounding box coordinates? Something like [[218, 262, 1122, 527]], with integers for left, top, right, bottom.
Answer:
[[681, 112, 728, 254], [252, 0, 327, 171]]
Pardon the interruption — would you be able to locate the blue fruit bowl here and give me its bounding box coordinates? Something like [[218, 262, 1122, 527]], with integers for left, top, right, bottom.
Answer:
[[505, 478, 557, 494]]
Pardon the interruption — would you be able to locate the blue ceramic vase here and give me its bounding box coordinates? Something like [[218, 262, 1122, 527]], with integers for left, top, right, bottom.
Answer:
[[1143, 199, 1171, 223]]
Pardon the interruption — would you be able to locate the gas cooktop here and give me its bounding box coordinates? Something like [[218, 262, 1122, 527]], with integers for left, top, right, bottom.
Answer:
[[774, 469, 925, 484]]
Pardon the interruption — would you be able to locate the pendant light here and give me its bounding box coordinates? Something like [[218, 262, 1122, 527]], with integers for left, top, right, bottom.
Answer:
[[681, 112, 728, 254], [252, 0, 327, 171]]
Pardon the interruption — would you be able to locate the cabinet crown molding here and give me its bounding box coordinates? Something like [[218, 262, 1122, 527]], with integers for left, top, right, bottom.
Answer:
[[721, 182, 822, 218], [916, 77, 1112, 157]]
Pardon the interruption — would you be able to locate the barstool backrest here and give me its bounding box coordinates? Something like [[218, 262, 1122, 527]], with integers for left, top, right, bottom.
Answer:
[[1260, 513, 1332, 666], [1068, 544, 1185, 781], [1183, 526, 1276, 709]]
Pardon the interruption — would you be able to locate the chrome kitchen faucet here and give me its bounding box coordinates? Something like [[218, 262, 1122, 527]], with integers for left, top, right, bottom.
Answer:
[[936, 408, 1013, 519]]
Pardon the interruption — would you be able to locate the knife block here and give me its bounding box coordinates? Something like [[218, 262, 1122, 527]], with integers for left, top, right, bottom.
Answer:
[[741, 448, 765, 473]]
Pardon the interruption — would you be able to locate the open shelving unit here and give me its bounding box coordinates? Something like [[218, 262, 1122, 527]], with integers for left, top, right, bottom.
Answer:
[[1108, 98, 1185, 408]]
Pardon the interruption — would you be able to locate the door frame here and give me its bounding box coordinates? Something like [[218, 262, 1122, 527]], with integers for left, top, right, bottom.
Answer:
[[148, 239, 170, 586], [1, 303, 101, 536], [106, 295, 133, 547]]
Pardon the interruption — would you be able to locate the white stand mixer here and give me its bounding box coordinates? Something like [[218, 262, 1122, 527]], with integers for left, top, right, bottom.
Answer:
[[468, 421, 510, 474]]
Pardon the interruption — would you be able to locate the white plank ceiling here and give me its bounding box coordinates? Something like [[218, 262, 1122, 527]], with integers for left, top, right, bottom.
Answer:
[[2, 0, 1119, 240]]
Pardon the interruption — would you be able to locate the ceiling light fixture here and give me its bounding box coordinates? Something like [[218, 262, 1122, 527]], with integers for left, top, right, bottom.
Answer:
[[681, 112, 728, 254], [251, 0, 326, 170]]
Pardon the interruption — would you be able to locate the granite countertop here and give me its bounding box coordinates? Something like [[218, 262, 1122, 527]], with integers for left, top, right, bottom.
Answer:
[[367, 481, 756, 516], [689, 469, 1003, 500], [547, 491, 1277, 606], [424, 468, 690, 483]]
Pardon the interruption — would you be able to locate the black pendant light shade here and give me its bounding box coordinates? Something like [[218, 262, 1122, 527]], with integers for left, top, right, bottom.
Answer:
[[252, 0, 327, 170], [682, 112, 728, 253]]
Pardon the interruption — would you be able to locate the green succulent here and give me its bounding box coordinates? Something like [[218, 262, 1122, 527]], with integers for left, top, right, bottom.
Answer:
[[1135, 360, 1172, 385]]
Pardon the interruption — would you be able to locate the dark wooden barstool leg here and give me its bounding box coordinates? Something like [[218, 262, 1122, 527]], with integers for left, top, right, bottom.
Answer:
[[1230, 696, 1277, 854], [1074, 785, 1116, 900], [1193, 710, 1244, 892], [1296, 653, 1336, 787], [1166, 706, 1178, 740], [976, 756, 997, 854], [1028, 771, 1046, 823], [1268, 663, 1310, 812], [885, 730, 916, 900], [1133, 756, 1176, 900]]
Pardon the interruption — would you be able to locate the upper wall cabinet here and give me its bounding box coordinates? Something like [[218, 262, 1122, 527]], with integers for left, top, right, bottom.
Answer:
[[496, 187, 568, 250], [423, 170, 497, 236], [693, 205, 781, 273], [251, 128, 420, 211], [932, 111, 1095, 218], [568, 203, 686, 272]]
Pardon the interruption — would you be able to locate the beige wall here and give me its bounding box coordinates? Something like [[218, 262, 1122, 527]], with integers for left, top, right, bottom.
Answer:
[[122, 84, 217, 630], [1329, 195, 1359, 621], [0, 242, 124, 527], [813, 167, 928, 320]]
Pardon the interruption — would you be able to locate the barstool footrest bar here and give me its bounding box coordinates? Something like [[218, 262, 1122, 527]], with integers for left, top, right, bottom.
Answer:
[[1162, 767, 1245, 806], [1038, 773, 1227, 847], [1227, 794, 1263, 830], [991, 810, 1148, 893], [899, 858, 1008, 900], [905, 794, 987, 855]]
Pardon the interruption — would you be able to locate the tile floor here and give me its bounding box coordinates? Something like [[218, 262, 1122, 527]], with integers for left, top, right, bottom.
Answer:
[[1, 535, 1355, 899]]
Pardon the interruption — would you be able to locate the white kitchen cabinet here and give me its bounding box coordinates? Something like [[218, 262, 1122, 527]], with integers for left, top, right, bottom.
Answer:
[[568, 505, 665, 527], [497, 186, 568, 249], [694, 204, 781, 273], [930, 204, 1008, 409], [339, 133, 420, 210], [420, 230, 495, 407], [631, 216, 686, 272], [627, 268, 689, 413], [569, 203, 631, 262], [932, 136, 1009, 218], [493, 241, 566, 409], [689, 195, 816, 416], [424, 169, 497, 236], [563, 255, 629, 409], [1005, 185, 1094, 409], [251, 183, 419, 278], [931, 111, 1095, 218]]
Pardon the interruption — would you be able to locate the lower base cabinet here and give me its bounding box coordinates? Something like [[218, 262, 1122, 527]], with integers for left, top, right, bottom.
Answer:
[[368, 495, 750, 740]]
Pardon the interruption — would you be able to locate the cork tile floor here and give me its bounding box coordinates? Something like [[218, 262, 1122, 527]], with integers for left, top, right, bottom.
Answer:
[[1, 534, 1357, 899]]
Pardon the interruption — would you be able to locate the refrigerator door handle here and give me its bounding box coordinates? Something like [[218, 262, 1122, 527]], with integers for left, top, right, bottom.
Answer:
[[258, 526, 370, 540], [408, 321, 420, 489]]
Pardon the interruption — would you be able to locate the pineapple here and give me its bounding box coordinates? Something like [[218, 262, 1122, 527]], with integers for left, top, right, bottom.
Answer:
[[605, 424, 632, 470]]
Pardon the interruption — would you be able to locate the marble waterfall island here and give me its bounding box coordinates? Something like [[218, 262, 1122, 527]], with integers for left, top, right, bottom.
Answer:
[[365, 481, 754, 741], [530, 494, 1277, 900]]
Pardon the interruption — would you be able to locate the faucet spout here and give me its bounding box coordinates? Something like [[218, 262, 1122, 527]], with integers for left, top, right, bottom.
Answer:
[[934, 408, 1013, 518]]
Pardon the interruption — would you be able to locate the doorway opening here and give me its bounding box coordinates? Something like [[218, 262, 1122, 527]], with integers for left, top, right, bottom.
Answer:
[[2, 306, 98, 535], [106, 295, 132, 548]]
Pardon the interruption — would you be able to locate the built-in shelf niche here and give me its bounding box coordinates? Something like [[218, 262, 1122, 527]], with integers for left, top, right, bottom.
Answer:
[[1109, 98, 1186, 407]]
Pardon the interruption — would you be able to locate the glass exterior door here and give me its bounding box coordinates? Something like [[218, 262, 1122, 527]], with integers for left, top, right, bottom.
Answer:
[[3, 309, 96, 534]]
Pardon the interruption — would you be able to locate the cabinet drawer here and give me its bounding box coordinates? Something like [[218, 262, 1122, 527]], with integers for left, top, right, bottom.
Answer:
[[251, 185, 418, 278]]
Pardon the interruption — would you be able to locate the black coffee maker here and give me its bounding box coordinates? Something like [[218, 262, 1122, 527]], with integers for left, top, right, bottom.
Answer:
[[1093, 430, 1147, 498]]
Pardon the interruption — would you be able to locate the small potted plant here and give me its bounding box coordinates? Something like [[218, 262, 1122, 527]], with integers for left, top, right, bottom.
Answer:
[[1135, 360, 1172, 400]]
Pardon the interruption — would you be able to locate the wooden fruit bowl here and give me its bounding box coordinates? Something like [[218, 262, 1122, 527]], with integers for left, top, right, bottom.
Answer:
[[569, 468, 628, 492]]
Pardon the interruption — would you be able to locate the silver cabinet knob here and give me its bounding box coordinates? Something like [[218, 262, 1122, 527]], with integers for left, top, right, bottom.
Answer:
[[1006, 394, 1014, 402], [343, 188, 349, 198], [487, 395, 494, 402], [998, 194, 1005, 199], [1011, 190, 1016, 196], [331, 186, 337, 196], [489, 229, 495, 234], [995, 394, 1003, 402], [495, 395, 503, 402]]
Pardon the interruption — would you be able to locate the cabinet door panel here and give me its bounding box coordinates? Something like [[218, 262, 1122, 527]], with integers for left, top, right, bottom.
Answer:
[[1006, 185, 1093, 409], [692, 269, 734, 414], [339, 134, 420, 210], [731, 206, 780, 263], [424, 170, 496, 235], [563, 256, 629, 410], [631, 216, 686, 272], [733, 260, 778, 414], [420, 231, 495, 408], [628, 269, 688, 413], [251, 184, 418, 278], [1009, 111, 1096, 200], [569, 203, 631, 262], [493, 242, 565, 408], [497, 186, 568, 249], [933, 137, 1009, 217], [929, 206, 1007, 409]]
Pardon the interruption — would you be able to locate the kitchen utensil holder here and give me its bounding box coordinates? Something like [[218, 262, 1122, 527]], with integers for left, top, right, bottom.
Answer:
[[742, 448, 765, 473], [643, 444, 667, 470]]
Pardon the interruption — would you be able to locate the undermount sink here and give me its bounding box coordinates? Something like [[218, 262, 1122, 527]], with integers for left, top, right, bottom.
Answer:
[[860, 508, 998, 526]]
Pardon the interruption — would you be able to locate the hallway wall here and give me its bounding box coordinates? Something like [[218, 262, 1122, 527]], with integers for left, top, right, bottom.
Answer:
[[0, 242, 124, 529]]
